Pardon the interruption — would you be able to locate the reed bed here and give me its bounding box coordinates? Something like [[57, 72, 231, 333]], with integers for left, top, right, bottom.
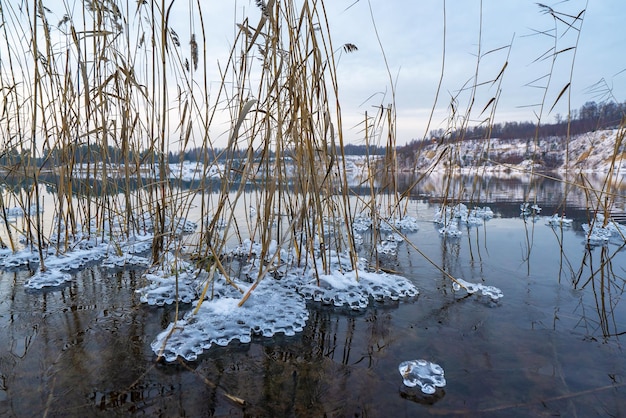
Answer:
[[0, 0, 623, 327], [0, 0, 367, 298]]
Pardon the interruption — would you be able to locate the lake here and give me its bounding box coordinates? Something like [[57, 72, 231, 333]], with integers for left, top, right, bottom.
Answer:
[[1, 173, 625, 417]]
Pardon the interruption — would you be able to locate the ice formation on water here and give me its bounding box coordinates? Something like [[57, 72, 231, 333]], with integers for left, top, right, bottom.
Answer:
[[385, 232, 405, 243], [16, 232, 154, 289], [0, 232, 135, 283], [228, 238, 289, 262], [545, 213, 573, 228], [25, 269, 73, 289], [0, 247, 41, 269], [147, 243, 419, 361], [582, 214, 626, 246], [352, 232, 364, 247], [433, 203, 494, 237], [452, 278, 503, 301], [438, 222, 462, 238], [1, 199, 502, 364], [352, 214, 417, 255], [151, 276, 309, 362], [520, 202, 541, 216], [352, 215, 373, 232], [472, 206, 495, 219], [375, 232, 405, 255], [352, 214, 419, 233], [462, 205, 494, 226], [298, 269, 418, 309], [398, 359, 446, 394], [3, 204, 43, 219], [434, 203, 493, 225], [101, 253, 151, 269], [433, 204, 456, 224], [379, 216, 419, 232], [16, 232, 141, 285], [376, 239, 398, 255], [151, 264, 419, 361], [136, 252, 207, 305], [0, 209, 174, 289]]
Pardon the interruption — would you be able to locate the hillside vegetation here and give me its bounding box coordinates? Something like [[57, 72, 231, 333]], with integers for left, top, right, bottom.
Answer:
[[397, 128, 624, 173], [397, 100, 626, 172]]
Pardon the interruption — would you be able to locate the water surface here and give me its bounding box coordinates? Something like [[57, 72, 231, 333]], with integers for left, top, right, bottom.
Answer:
[[1, 176, 625, 417]]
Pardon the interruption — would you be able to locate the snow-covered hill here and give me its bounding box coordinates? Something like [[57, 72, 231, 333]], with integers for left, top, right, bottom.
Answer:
[[403, 129, 625, 173]]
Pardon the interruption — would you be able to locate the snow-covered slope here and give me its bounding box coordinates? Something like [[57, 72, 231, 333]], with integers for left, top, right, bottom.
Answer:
[[404, 129, 625, 173]]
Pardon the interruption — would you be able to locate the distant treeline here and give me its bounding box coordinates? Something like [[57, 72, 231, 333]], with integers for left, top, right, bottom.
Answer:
[[171, 142, 386, 163], [2, 100, 622, 168], [426, 100, 625, 144], [1, 140, 388, 167]]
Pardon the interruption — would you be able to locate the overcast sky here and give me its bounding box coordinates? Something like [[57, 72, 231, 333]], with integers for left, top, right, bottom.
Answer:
[[321, 0, 626, 144], [171, 0, 626, 145], [24, 1, 626, 147]]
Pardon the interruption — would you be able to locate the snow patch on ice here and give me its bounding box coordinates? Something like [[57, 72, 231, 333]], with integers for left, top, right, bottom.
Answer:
[[399, 359, 446, 394], [452, 278, 503, 301], [151, 276, 309, 362], [582, 214, 626, 247], [148, 247, 419, 361]]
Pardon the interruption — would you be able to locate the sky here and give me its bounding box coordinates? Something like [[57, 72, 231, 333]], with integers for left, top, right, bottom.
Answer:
[[160, 0, 626, 146], [8, 0, 626, 148], [321, 0, 626, 144]]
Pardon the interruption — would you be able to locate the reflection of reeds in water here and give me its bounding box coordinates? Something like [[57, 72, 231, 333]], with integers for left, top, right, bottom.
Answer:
[[574, 244, 626, 339], [580, 125, 626, 239]]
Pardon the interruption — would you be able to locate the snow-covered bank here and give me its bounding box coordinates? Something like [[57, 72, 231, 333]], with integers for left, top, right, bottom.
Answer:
[[403, 129, 625, 173]]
